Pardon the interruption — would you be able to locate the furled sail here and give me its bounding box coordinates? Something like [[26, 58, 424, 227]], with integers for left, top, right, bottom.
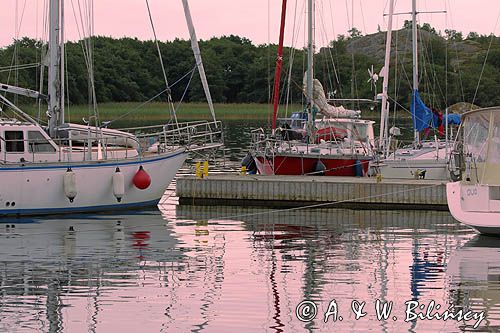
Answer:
[[304, 74, 360, 118]]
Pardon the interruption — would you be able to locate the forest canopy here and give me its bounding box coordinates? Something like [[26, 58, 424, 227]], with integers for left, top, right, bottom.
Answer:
[[1, 24, 500, 110]]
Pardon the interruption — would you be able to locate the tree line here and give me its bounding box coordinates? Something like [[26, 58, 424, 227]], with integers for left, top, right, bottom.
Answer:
[[2, 25, 500, 110]]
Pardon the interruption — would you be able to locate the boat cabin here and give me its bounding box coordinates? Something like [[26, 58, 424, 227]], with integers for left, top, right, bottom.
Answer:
[[276, 111, 375, 147], [0, 119, 140, 164], [462, 107, 500, 186], [0, 119, 59, 163], [315, 117, 375, 147], [277, 112, 308, 140]]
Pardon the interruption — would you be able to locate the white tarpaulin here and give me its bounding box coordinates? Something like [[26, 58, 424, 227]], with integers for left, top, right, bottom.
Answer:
[[303, 73, 361, 118]]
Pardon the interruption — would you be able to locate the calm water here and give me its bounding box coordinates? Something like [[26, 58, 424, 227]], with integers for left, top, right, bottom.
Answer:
[[1, 120, 498, 332]]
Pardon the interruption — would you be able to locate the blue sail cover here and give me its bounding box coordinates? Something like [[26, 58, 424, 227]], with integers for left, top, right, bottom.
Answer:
[[445, 113, 461, 125], [411, 90, 433, 131]]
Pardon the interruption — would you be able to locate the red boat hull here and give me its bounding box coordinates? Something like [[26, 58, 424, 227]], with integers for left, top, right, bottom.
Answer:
[[255, 155, 370, 176]]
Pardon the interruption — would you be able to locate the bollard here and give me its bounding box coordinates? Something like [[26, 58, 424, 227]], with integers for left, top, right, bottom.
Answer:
[[195, 162, 202, 178], [203, 161, 209, 178]]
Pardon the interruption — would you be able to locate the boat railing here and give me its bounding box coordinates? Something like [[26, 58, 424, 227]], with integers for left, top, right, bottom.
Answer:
[[250, 128, 269, 152], [0, 120, 224, 165], [0, 134, 141, 164], [131, 120, 224, 153], [250, 126, 374, 157]]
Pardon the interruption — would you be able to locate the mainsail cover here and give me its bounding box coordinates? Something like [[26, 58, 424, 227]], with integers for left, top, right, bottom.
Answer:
[[304, 74, 360, 118], [411, 90, 434, 131]]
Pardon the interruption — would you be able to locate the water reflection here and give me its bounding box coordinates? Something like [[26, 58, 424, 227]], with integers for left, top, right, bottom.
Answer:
[[0, 205, 493, 332], [447, 235, 500, 331]]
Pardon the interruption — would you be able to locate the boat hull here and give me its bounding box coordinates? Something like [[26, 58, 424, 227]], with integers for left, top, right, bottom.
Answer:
[[447, 181, 500, 235], [0, 149, 187, 216], [375, 159, 449, 180], [255, 154, 370, 176]]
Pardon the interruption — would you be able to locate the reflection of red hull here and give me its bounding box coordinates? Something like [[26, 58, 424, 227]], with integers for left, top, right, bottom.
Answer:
[[255, 155, 370, 176]]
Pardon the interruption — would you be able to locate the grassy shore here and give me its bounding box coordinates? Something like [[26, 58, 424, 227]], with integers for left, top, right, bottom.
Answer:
[[20, 102, 390, 124]]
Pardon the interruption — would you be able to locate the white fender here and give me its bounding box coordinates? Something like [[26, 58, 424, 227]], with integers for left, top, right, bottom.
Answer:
[[112, 167, 125, 202], [64, 169, 77, 202]]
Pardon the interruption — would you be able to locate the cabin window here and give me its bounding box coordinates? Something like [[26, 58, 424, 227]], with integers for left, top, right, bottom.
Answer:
[[28, 131, 56, 153], [352, 124, 368, 142], [5, 131, 24, 152]]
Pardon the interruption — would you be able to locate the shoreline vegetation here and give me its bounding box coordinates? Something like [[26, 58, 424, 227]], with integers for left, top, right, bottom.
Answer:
[[19, 102, 394, 124], [4, 24, 500, 116]]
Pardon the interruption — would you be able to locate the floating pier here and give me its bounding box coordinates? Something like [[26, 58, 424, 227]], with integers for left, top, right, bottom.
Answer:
[[176, 174, 448, 210]]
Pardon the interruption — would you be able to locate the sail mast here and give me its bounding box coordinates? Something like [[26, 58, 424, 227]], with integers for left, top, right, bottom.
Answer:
[[379, 0, 394, 156], [271, 0, 288, 133], [48, 0, 61, 137], [181, 0, 217, 126], [412, 0, 420, 145], [306, 0, 314, 141], [60, 0, 65, 125]]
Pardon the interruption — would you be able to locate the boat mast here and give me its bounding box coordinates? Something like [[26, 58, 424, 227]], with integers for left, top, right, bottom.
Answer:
[[306, 0, 315, 142], [47, 0, 61, 137], [60, 0, 65, 125], [181, 0, 218, 127], [412, 0, 420, 146], [48, 0, 61, 137], [271, 0, 288, 134], [379, 0, 394, 157]]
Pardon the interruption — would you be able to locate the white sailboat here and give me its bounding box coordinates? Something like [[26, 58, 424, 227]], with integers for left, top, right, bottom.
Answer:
[[373, 0, 461, 180], [0, 0, 222, 216], [447, 107, 500, 234]]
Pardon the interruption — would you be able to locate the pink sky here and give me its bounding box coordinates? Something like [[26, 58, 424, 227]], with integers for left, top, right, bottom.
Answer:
[[1, 0, 499, 47]]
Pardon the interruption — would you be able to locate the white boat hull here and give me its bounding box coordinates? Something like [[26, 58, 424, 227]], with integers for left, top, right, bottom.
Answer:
[[447, 181, 500, 234], [0, 149, 187, 216], [375, 158, 449, 180]]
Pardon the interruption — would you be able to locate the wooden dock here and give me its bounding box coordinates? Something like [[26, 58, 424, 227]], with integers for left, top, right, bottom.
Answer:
[[176, 174, 448, 210]]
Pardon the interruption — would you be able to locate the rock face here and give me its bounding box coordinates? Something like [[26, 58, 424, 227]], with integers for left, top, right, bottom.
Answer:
[[344, 29, 481, 65], [448, 102, 480, 114]]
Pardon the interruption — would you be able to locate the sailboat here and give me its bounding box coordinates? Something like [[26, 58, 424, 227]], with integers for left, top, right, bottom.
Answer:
[[373, 0, 461, 180], [0, 0, 222, 216], [447, 107, 500, 234], [248, 0, 375, 177]]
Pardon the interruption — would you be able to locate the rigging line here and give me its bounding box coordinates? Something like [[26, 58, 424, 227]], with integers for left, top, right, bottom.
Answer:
[[344, 0, 351, 31], [174, 65, 197, 117], [472, 9, 500, 107], [107, 66, 197, 126], [358, 0, 367, 35], [5, 0, 27, 91], [145, 0, 179, 128], [284, 0, 301, 117], [72, 0, 94, 87], [319, 17, 336, 100], [316, 1, 335, 95], [445, 0, 465, 103], [89, 0, 100, 125], [71, 0, 96, 121], [444, 0, 448, 106], [418, 28, 444, 108], [392, 22, 399, 127], [421, 28, 446, 107], [327, 0, 342, 97], [266, 0, 273, 127], [0, 63, 41, 71]]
